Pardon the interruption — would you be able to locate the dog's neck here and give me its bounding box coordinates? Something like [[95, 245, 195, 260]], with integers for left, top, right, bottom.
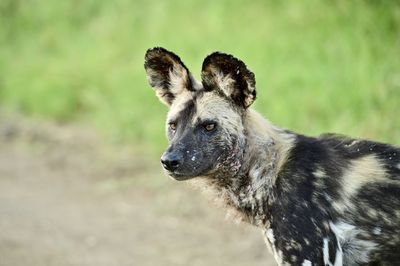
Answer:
[[190, 109, 295, 227], [229, 110, 295, 226]]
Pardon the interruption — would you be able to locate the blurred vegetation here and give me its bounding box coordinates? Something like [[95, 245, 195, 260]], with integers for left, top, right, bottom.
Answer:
[[0, 0, 399, 154]]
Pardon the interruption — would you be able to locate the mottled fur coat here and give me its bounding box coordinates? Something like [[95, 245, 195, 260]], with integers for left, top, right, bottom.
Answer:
[[145, 47, 400, 266]]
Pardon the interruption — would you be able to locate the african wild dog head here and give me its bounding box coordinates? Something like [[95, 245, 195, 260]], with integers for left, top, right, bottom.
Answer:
[[145, 47, 256, 181]]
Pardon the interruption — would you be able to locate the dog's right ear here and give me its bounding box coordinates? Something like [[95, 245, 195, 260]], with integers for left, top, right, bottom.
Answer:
[[144, 47, 194, 106]]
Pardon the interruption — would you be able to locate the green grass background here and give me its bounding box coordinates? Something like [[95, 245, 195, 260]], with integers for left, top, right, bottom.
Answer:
[[1, 0, 399, 154]]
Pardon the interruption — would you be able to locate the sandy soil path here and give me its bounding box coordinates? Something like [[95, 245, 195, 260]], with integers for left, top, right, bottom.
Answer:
[[0, 115, 274, 266]]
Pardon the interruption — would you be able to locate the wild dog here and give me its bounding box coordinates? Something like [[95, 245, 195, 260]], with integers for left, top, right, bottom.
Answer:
[[144, 47, 400, 266]]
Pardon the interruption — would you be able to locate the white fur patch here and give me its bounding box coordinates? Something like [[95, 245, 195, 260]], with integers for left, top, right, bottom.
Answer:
[[323, 238, 330, 265], [344, 140, 360, 147], [372, 227, 382, 235], [322, 236, 342, 266], [313, 168, 326, 178], [330, 221, 376, 265], [266, 228, 275, 244], [302, 260, 312, 266], [263, 229, 284, 265]]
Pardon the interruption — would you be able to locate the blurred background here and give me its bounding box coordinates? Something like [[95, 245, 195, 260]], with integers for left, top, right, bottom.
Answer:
[[0, 1, 399, 265]]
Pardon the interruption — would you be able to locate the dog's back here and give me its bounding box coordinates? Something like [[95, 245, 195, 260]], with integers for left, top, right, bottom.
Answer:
[[267, 134, 400, 265]]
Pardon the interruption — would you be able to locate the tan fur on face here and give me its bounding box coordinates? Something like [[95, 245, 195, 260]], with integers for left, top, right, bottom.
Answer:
[[167, 90, 195, 122], [195, 92, 243, 136]]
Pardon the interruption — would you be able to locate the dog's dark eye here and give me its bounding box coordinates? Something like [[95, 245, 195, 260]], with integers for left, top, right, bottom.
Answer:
[[169, 122, 177, 131], [204, 123, 216, 132]]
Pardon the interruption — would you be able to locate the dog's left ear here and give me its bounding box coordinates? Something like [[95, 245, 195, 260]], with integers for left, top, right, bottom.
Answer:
[[201, 52, 256, 109]]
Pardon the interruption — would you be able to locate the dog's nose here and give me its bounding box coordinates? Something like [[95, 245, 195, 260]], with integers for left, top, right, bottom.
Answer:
[[161, 153, 182, 172]]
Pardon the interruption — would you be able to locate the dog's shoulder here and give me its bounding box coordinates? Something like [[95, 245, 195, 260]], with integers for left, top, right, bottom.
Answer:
[[271, 133, 400, 265]]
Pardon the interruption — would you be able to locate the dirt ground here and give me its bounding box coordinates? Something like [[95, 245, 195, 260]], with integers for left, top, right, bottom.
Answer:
[[0, 113, 275, 266]]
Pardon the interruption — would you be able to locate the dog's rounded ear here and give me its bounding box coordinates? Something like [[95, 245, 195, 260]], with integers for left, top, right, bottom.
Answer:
[[201, 52, 256, 109], [144, 47, 194, 106]]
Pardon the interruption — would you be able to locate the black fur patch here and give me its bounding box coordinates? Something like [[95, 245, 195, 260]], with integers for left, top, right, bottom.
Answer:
[[348, 182, 400, 263], [270, 134, 400, 264], [270, 135, 343, 263]]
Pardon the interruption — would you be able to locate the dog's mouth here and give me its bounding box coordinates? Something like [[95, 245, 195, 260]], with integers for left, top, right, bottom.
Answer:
[[166, 171, 197, 181]]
